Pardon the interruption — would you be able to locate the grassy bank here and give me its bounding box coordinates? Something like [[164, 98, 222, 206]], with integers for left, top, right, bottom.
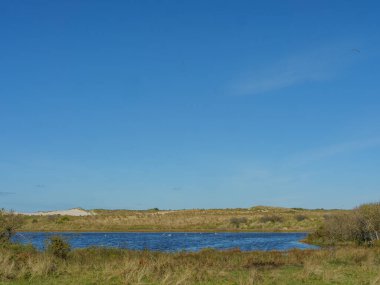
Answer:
[[18, 207, 344, 232], [0, 244, 379, 284]]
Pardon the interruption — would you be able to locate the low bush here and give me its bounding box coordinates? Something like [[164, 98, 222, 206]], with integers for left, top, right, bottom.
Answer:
[[230, 217, 248, 228], [45, 236, 71, 259], [260, 215, 284, 223], [295, 214, 308, 222], [148, 208, 160, 211], [57, 216, 70, 224], [309, 202, 380, 245], [0, 209, 23, 244]]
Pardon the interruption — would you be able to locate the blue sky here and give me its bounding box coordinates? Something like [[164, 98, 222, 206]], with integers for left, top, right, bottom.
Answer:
[[1, 0, 379, 211]]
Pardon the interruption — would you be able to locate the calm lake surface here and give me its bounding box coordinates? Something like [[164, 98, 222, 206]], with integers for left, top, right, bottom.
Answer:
[[14, 232, 318, 252]]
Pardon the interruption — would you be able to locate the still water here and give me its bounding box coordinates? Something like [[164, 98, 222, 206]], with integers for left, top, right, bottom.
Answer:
[[14, 232, 317, 252]]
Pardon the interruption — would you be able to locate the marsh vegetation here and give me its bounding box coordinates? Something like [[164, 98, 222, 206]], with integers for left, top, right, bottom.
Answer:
[[1, 203, 380, 284], [1, 244, 380, 284]]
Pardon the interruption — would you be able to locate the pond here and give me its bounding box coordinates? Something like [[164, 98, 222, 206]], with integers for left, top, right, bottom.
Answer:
[[13, 232, 318, 252]]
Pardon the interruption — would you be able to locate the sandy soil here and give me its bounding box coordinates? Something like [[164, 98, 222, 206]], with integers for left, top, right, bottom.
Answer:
[[19, 208, 94, 216]]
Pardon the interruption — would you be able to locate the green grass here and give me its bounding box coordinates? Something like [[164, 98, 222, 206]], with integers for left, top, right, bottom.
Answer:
[[1, 244, 379, 284]]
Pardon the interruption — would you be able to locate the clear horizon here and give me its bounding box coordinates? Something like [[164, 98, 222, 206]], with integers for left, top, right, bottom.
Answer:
[[1, 1, 380, 212]]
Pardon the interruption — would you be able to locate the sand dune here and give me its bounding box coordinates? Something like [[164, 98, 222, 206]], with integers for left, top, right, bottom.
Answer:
[[19, 208, 94, 216]]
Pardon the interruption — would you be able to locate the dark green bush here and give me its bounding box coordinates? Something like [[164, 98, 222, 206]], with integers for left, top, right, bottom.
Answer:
[[295, 214, 308, 222], [260, 215, 284, 223], [45, 236, 71, 259], [57, 216, 70, 224], [230, 217, 248, 228], [148, 208, 160, 211]]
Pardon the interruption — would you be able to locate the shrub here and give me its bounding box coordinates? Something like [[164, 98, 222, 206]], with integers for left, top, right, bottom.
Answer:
[[230, 217, 248, 228], [148, 208, 159, 211], [356, 202, 380, 243], [47, 215, 59, 222], [0, 209, 23, 244], [260, 215, 284, 223], [295, 214, 308, 222], [57, 216, 70, 224], [309, 202, 380, 245], [45, 236, 71, 259]]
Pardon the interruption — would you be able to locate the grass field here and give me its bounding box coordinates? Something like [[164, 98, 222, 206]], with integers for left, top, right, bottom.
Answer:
[[18, 206, 345, 232], [0, 245, 379, 285]]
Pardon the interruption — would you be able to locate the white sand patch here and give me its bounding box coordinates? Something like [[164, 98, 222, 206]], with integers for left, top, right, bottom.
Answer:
[[19, 208, 94, 216]]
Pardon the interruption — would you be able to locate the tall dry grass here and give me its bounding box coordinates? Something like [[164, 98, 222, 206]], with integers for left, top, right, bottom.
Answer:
[[19, 206, 342, 232], [1, 245, 379, 284]]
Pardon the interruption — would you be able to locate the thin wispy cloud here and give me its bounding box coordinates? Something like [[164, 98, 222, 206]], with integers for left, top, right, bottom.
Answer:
[[232, 43, 359, 95], [171, 187, 183, 192], [288, 138, 380, 166], [0, 191, 16, 196]]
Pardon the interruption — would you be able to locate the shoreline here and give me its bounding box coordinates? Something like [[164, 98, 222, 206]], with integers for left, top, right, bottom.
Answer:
[[18, 228, 313, 233]]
